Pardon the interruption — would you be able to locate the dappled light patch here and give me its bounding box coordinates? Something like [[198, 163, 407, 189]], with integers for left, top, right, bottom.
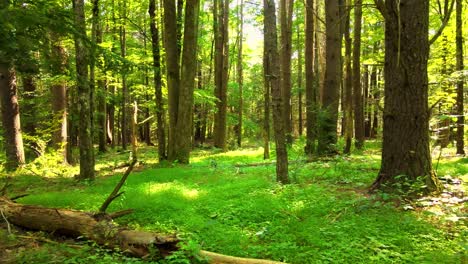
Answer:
[[145, 182, 201, 200]]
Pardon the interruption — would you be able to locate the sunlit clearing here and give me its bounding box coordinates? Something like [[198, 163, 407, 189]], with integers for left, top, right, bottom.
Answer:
[[146, 182, 201, 199]]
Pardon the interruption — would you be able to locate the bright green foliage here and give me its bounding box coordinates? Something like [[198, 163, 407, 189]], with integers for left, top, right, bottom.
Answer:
[[3, 141, 466, 263]]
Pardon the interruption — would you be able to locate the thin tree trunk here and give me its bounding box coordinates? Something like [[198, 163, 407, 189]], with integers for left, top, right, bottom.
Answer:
[[120, 1, 128, 150], [0, 65, 25, 170], [343, 0, 353, 154], [213, 0, 229, 150], [297, 23, 303, 137], [92, 0, 107, 153], [149, 0, 167, 161], [263, 53, 271, 160], [72, 0, 95, 180], [353, 0, 364, 149], [317, 0, 340, 155], [455, 0, 465, 155], [21, 74, 40, 158], [304, 0, 317, 155], [372, 0, 441, 193], [163, 0, 180, 161], [264, 0, 289, 184], [280, 0, 294, 143], [236, 0, 244, 148]]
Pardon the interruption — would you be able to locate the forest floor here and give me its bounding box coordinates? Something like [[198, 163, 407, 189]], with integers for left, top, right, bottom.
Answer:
[[0, 140, 467, 263]]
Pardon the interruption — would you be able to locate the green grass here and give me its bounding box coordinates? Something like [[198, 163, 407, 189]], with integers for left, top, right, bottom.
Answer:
[[1, 140, 467, 263]]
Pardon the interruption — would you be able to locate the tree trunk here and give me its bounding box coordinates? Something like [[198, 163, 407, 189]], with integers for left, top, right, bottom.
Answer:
[[455, 0, 465, 155], [343, 0, 353, 154], [263, 53, 271, 160], [21, 74, 40, 158], [213, 0, 229, 150], [372, 0, 441, 193], [149, 0, 167, 161], [280, 0, 294, 144], [163, 0, 181, 162], [371, 67, 381, 138], [73, 0, 95, 180], [236, 0, 244, 148], [264, 0, 289, 184], [317, 0, 340, 155], [120, 1, 128, 151], [353, 0, 364, 149], [297, 22, 303, 137], [49, 34, 69, 163], [0, 65, 25, 170], [304, 0, 317, 155]]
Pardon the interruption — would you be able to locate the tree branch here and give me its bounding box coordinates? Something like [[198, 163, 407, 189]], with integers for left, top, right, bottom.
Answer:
[[99, 160, 137, 213], [429, 0, 455, 45]]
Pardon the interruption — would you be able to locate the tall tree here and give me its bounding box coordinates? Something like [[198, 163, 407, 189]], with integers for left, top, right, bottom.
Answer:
[[263, 52, 271, 160], [297, 24, 303, 136], [236, 0, 244, 147], [372, 0, 441, 193], [92, 0, 107, 153], [455, 0, 465, 155], [0, 65, 25, 170], [353, 0, 364, 149], [304, 0, 317, 155], [264, 0, 289, 184], [49, 35, 69, 163], [120, 0, 128, 150], [149, 0, 167, 161], [163, 0, 200, 163], [72, 0, 95, 180], [213, 0, 229, 150], [343, 0, 353, 154], [317, 0, 340, 155], [280, 0, 294, 143]]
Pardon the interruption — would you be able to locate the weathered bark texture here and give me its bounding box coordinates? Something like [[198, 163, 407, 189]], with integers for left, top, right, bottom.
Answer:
[[149, 0, 167, 161], [0, 65, 25, 170], [372, 0, 441, 193], [0, 197, 179, 258], [353, 0, 364, 149], [455, 0, 465, 155], [73, 0, 95, 180], [49, 35, 69, 163], [280, 0, 294, 143], [304, 0, 317, 155], [317, 0, 340, 155], [213, 0, 229, 150], [163, 0, 199, 163], [263, 52, 271, 160], [264, 0, 289, 184], [343, 0, 353, 154], [297, 24, 303, 136]]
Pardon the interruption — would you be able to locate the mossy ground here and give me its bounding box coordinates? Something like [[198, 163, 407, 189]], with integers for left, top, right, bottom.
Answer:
[[0, 139, 466, 263]]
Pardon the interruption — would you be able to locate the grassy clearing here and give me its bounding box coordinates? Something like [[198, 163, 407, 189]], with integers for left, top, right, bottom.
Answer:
[[0, 140, 467, 263]]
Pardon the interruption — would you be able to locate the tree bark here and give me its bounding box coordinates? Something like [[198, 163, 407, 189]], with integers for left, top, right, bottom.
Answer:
[[304, 0, 317, 155], [163, 0, 181, 161], [297, 23, 303, 137], [353, 0, 364, 149], [49, 34, 69, 163], [317, 0, 340, 155], [455, 0, 465, 155], [372, 0, 441, 193], [263, 53, 271, 160], [175, 0, 199, 163], [343, 0, 353, 154], [120, 0, 128, 151], [236, 0, 244, 148], [0, 65, 25, 170], [73, 0, 95, 180], [280, 0, 294, 144], [213, 0, 229, 150], [149, 0, 167, 161], [264, 0, 289, 184]]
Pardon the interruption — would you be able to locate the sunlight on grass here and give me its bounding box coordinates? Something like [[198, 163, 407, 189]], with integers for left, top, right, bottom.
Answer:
[[145, 182, 201, 199], [191, 147, 265, 164]]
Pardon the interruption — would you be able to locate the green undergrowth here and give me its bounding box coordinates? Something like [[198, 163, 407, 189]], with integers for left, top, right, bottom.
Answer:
[[1, 140, 466, 263]]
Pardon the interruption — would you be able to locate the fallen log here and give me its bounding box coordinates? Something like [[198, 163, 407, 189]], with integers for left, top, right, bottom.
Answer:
[[0, 197, 287, 263], [0, 197, 179, 258]]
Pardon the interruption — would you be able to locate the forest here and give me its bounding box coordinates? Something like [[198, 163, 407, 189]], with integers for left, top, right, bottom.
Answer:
[[0, 0, 467, 263]]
